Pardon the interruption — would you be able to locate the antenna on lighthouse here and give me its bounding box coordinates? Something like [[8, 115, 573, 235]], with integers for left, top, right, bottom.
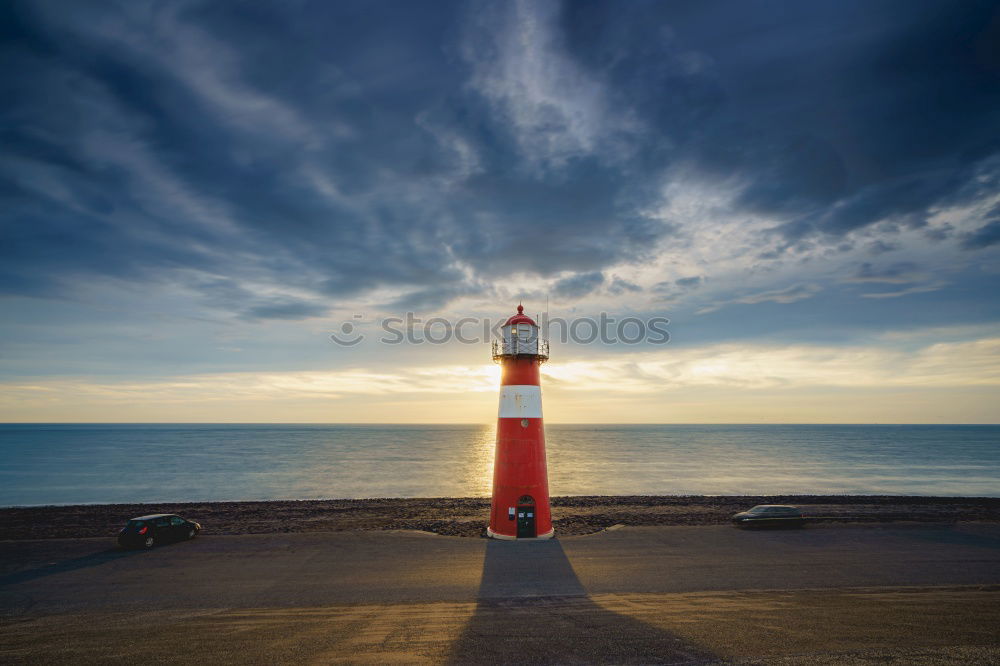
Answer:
[[545, 293, 549, 334]]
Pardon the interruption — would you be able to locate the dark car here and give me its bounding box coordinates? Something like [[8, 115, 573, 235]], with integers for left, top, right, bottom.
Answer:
[[731, 505, 805, 528], [117, 513, 201, 549]]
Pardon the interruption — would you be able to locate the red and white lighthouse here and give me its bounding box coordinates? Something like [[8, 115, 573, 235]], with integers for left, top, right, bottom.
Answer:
[[488, 304, 553, 539]]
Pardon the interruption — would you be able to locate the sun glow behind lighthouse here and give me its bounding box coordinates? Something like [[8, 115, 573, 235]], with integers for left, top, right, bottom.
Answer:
[[1, 332, 999, 422]]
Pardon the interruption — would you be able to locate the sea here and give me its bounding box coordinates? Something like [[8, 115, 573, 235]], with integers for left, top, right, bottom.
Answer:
[[0, 424, 998, 506]]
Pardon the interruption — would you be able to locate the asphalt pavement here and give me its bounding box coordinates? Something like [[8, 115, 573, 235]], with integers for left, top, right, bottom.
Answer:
[[2, 524, 1000, 664]]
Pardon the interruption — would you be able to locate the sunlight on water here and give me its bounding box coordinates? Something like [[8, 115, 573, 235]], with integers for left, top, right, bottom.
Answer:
[[453, 423, 495, 498], [0, 424, 998, 505]]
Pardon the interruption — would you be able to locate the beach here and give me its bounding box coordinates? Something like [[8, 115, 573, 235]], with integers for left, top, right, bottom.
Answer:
[[2, 495, 999, 540]]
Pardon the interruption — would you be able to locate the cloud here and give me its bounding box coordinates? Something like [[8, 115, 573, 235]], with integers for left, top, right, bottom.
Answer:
[[846, 262, 924, 284], [461, 0, 638, 169], [2, 0, 687, 314], [737, 284, 823, 305], [240, 299, 329, 321], [867, 240, 900, 255], [607, 276, 641, 295], [675, 276, 702, 289], [649, 275, 702, 303], [4, 335, 998, 420], [697, 284, 822, 314], [691, 1, 1000, 247], [859, 283, 947, 299], [552, 271, 605, 300], [380, 282, 493, 312], [543, 336, 1000, 391], [961, 218, 1000, 250]]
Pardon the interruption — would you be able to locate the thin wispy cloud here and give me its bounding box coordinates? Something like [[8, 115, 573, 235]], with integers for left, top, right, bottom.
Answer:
[[696, 284, 822, 315], [461, 0, 639, 169]]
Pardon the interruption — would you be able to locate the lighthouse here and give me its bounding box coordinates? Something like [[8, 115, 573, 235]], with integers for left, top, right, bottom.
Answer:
[[487, 304, 553, 539]]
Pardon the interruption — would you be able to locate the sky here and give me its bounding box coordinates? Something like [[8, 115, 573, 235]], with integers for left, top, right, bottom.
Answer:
[[1, 0, 999, 423]]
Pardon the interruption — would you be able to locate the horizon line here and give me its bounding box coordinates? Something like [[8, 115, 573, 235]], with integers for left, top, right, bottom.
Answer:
[[1, 422, 998, 426]]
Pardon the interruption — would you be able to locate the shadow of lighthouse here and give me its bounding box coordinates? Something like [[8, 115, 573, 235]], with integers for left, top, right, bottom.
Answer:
[[447, 539, 715, 665]]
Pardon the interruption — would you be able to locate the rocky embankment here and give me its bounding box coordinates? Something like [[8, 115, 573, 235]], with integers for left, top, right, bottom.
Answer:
[[2, 495, 999, 540]]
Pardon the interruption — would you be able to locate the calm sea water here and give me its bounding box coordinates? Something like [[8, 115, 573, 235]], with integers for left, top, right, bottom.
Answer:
[[0, 424, 998, 505]]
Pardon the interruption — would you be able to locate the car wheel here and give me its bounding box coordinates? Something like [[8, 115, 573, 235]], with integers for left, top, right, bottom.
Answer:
[[187, 529, 196, 539], [144, 536, 155, 549]]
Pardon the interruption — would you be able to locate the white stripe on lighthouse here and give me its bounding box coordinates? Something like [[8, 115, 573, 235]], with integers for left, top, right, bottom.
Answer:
[[498, 385, 543, 418]]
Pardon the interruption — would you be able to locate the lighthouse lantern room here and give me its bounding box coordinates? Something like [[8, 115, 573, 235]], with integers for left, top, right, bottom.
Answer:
[[488, 304, 553, 539]]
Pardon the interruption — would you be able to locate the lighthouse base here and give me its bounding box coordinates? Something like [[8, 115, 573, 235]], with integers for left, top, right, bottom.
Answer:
[[486, 527, 555, 540]]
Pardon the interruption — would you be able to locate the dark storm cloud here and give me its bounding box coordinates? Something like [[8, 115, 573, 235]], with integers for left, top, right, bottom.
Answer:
[[774, 163, 993, 242], [561, 0, 1000, 240], [1, 0, 998, 322], [0, 1, 476, 309]]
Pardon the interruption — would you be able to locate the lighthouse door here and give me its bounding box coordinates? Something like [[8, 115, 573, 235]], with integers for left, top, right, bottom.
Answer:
[[516, 496, 536, 538]]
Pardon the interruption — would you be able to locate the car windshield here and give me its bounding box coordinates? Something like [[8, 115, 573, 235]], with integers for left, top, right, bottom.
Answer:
[[748, 506, 795, 514], [126, 520, 145, 528]]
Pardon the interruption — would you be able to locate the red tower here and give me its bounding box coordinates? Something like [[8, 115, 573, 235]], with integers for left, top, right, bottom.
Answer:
[[488, 304, 553, 539]]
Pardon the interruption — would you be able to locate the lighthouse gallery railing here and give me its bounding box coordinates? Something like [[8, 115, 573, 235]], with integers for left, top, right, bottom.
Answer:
[[492, 338, 549, 362]]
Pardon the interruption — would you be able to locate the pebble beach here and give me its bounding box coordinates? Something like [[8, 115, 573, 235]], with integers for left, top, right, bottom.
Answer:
[[3, 495, 999, 540]]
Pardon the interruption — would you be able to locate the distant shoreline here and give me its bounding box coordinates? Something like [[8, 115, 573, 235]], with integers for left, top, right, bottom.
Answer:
[[3, 495, 999, 540]]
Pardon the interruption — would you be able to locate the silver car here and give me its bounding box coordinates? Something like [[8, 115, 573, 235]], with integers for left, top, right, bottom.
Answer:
[[732, 504, 805, 528]]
